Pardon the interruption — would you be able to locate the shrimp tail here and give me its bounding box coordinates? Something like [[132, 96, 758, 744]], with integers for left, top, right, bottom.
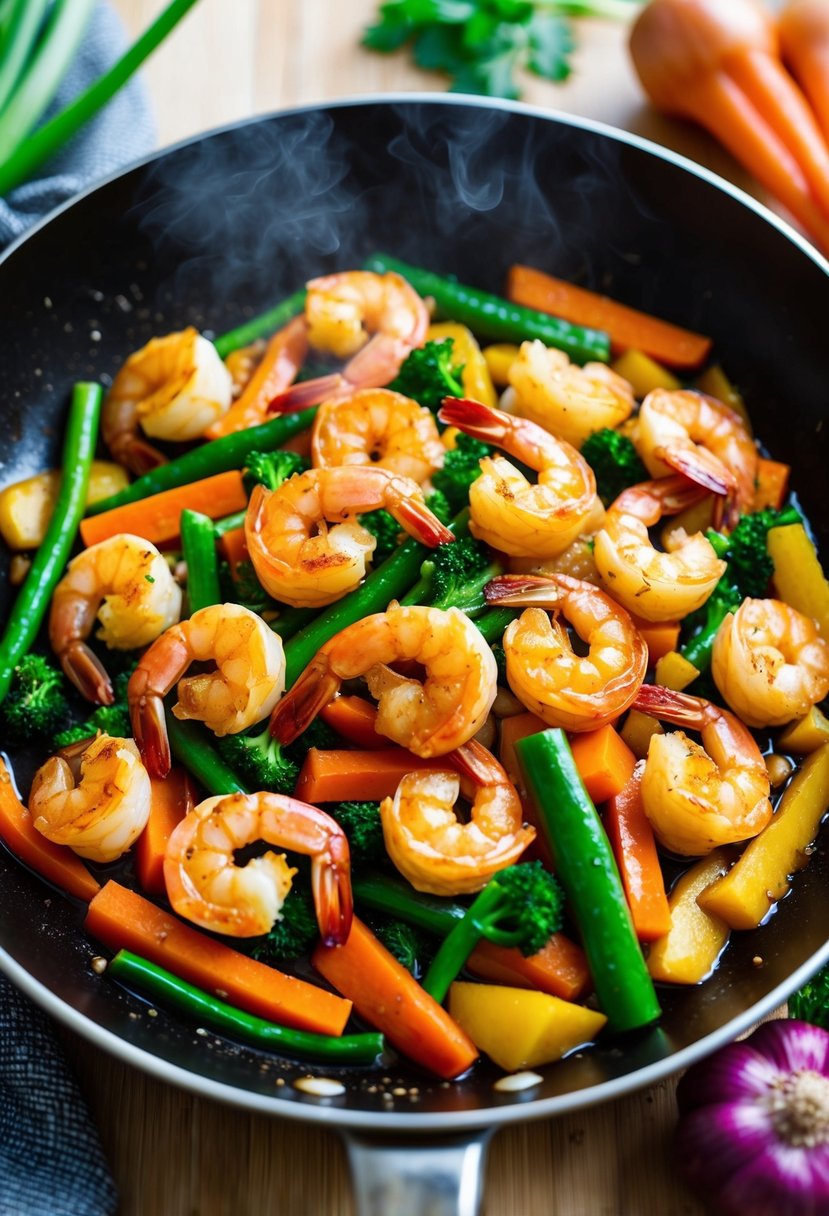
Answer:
[[268, 373, 347, 414], [106, 430, 168, 478], [438, 395, 509, 443], [269, 654, 341, 745], [656, 444, 735, 500], [311, 833, 353, 946], [633, 683, 709, 728], [392, 495, 456, 548], [59, 641, 114, 706], [129, 685, 171, 779], [449, 738, 507, 786], [484, 573, 564, 609]]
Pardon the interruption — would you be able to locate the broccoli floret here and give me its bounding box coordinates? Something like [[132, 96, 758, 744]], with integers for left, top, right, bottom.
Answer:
[[52, 661, 136, 749], [330, 801, 384, 864], [359, 508, 404, 566], [388, 338, 464, 412], [242, 448, 307, 494], [788, 963, 829, 1030], [580, 428, 648, 506], [367, 916, 434, 978], [681, 504, 802, 674], [424, 487, 452, 526], [216, 724, 299, 794], [249, 884, 319, 964], [285, 715, 340, 762], [411, 534, 500, 616], [2, 653, 71, 743], [422, 861, 565, 1002], [431, 433, 492, 513]]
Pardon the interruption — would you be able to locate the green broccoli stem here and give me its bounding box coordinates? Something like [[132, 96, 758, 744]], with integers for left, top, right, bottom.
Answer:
[[180, 509, 221, 613], [213, 290, 306, 359], [422, 880, 517, 1004], [0, 382, 102, 703], [399, 558, 503, 617], [364, 254, 611, 365], [680, 608, 728, 673], [475, 606, 517, 645], [352, 873, 467, 937], [166, 713, 249, 796], [107, 950, 384, 1065]]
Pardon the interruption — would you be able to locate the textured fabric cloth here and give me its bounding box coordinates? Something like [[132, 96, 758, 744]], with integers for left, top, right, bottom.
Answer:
[[0, 4, 156, 1213], [0, 0, 155, 247]]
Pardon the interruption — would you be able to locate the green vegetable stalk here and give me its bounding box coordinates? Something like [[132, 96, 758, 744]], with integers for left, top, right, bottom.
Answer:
[[180, 510, 221, 613], [213, 290, 306, 359], [166, 713, 249, 796]]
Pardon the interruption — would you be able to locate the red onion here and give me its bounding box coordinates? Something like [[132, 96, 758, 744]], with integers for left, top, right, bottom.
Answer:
[[675, 1019, 829, 1216]]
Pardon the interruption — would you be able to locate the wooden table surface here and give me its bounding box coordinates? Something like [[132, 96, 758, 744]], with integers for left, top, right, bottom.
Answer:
[[57, 3, 783, 1213]]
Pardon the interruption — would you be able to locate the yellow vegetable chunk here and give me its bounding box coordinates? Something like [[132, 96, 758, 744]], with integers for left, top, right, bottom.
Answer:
[[482, 343, 520, 387], [0, 462, 129, 550], [767, 523, 829, 640], [620, 709, 664, 760], [777, 705, 829, 754], [611, 349, 680, 398], [660, 495, 714, 552], [695, 365, 752, 434], [448, 982, 607, 1072], [697, 744, 829, 930], [647, 849, 730, 985], [654, 650, 700, 692], [427, 322, 497, 408]]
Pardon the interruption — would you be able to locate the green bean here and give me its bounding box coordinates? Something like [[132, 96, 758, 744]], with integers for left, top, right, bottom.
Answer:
[[214, 290, 306, 359], [180, 510, 221, 613], [165, 713, 248, 796], [0, 382, 102, 702], [108, 950, 385, 1065], [213, 510, 247, 538]]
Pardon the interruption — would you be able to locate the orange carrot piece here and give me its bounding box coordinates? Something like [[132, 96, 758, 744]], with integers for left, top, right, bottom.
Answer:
[[753, 458, 791, 511], [294, 748, 441, 803], [0, 757, 100, 902], [134, 769, 197, 897], [628, 615, 681, 665], [80, 470, 248, 549], [569, 725, 636, 805], [506, 264, 712, 369], [780, 0, 829, 147], [466, 934, 590, 1002], [319, 696, 387, 750], [604, 767, 672, 942], [218, 526, 249, 579], [205, 316, 308, 440], [312, 916, 478, 1079], [86, 880, 351, 1035], [498, 711, 547, 791]]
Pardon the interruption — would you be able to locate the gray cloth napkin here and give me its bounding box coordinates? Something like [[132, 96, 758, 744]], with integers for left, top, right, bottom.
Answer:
[[1, 4, 156, 1214]]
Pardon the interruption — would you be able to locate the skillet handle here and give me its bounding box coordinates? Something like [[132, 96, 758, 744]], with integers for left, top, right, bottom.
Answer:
[[342, 1129, 492, 1216]]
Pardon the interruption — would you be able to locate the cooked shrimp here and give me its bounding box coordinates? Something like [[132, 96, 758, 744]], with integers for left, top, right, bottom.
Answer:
[[48, 533, 182, 705], [245, 465, 454, 609], [164, 791, 352, 942], [380, 739, 534, 896], [271, 603, 498, 758], [711, 598, 829, 728], [268, 271, 430, 412], [636, 388, 758, 526], [437, 397, 600, 558], [593, 475, 727, 622], [205, 317, 309, 440], [506, 339, 635, 449], [485, 573, 648, 731], [128, 603, 286, 779], [311, 388, 445, 484], [633, 683, 772, 856], [29, 735, 151, 863], [103, 329, 233, 474]]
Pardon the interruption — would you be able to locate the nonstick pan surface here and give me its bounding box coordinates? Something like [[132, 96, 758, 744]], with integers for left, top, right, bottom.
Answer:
[[1, 97, 828, 1134]]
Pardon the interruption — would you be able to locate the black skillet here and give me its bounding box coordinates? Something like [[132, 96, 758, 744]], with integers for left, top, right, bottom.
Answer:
[[1, 97, 828, 1215]]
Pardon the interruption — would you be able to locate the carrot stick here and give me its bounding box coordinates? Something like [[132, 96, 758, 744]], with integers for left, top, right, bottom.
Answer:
[[568, 724, 636, 806], [498, 711, 547, 791], [604, 766, 672, 942], [312, 916, 478, 1079], [79, 470, 248, 549], [0, 756, 100, 902], [753, 458, 790, 511], [318, 696, 388, 750], [134, 769, 196, 897], [294, 748, 441, 803], [205, 316, 308, 440], [466, 934, 590, 1002], [628, 616, 681, 665], [217, 526, 249, 580], [506, 265, 712, 369], [85, 880, 352, 1036], [779, 0, 829, 147]]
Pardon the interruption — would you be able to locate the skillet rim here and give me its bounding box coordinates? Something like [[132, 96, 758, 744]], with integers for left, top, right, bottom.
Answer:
[[1, 93, 828, 1131]]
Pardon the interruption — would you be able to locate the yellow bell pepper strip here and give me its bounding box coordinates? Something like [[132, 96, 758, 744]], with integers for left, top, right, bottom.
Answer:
[[777, 705, 829, 754], [646, 850, 731, 985], [654, 650, 701, 692], [448, 981, 607, 1072], [694, 364, 753, 434], [427, 322, 497, 407], [611, 349, 680, 397], [515, 728, 661, 1032], [482, 343, 520, 387], [0, 461, 128, 550], [767, 523, 829, 639], [697, 744, 829, 930], [619, 709, 663, 761]]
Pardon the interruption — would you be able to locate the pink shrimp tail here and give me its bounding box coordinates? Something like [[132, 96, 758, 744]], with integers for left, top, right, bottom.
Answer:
[[268, 373, 347, 413], [632, 683, 709, 729], [129, 689, 171, 779], [438, 396, 509, 443], [395, 496, 456, 548], [106, 432, 168, 478], [657, 444, 735, 500], [59, 641, 114, 706], [484, 573, 564, 608], [311, 831, 354, 946], [269, 655, 341, 745], [448, 738, 510, 787]]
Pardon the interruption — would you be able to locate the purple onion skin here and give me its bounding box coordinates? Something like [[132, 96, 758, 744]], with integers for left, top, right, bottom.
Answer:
[[674, 1020, 829, 1216]]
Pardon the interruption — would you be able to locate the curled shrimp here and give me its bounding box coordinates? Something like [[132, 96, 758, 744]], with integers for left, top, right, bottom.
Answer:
[[311, 388, 445, 485], [244, 464, 454, 609], [633, 683, 773, 856], [268, 271, 430, 412], [103, 329, 233, 475], [636, 388, 758, 526], [711, 598, 829, 728], [380, 739, 535, 896], [593, 475, 727, 622], [438, 397, 600, 559], [164, 791, 352, 942], [271, 603, 498, 758], [506, 339, 635, 449], [485, 573, 648, 732], [48, 533, 182, 705], [29, 735, 151, 863], [128, 603, 286, 779]]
